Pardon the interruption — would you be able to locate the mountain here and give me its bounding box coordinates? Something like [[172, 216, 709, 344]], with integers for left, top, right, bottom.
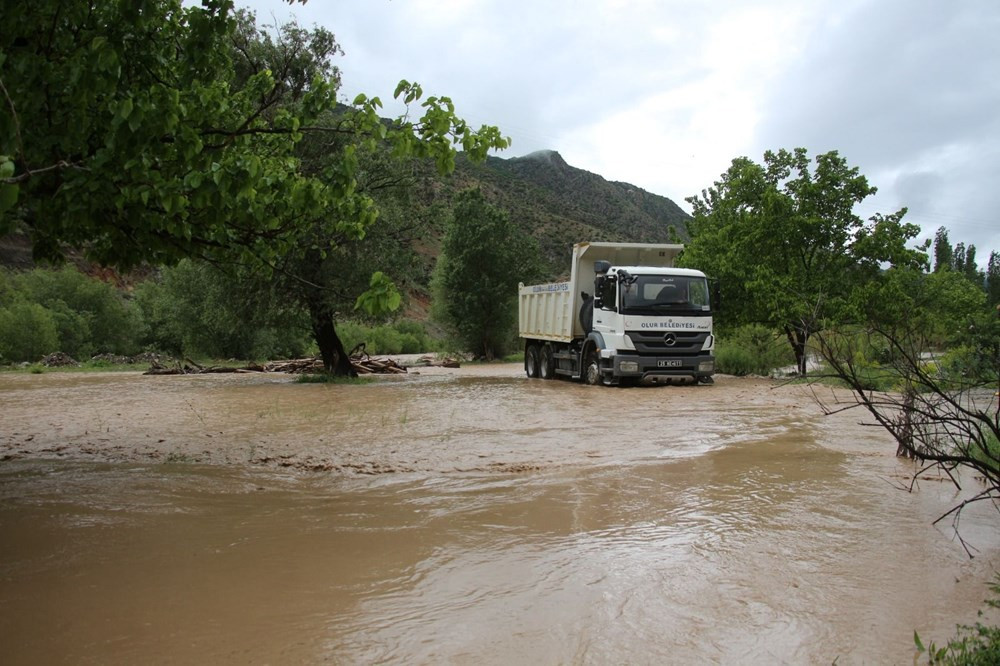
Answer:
[[1, 149, 691, 287], [436, 149, 691, 271]]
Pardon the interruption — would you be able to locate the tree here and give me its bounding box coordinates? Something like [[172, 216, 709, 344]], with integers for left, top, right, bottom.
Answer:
[[682, 148, 927, 375], [933, 226, 953, 273], [965, 244, 979, 281], [953, 243, 967, 276], [849, 266, 986, 347], [432, 188, 540, 360], [988, 251, 1000, 307], [132, 260, 311, 359], [812, 298, 999, 555], [1, 1, 509, 373]]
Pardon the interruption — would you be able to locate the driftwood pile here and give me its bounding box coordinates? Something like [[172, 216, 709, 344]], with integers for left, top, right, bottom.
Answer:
[[40, 352, 80, 367], [260, 354, 407, 375], [143, 353, 418, 376]]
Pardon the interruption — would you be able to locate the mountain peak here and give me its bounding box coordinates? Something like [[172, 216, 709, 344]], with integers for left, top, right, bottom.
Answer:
[[518, 149, 568, 168]]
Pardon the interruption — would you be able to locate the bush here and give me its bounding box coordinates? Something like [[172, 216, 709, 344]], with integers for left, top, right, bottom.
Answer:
[[715, 325, 795, 376], [0, 302, 60, 363], [131, 261, 311, 360], [11, 266, 140, 356], [336, 320, 441, 356]]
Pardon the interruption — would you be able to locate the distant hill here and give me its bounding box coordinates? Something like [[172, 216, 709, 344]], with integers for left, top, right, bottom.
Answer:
[[435, 149, 691, 271]]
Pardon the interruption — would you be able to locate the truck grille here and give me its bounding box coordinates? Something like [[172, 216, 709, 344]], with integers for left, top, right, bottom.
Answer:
[[626, 331, 709, 356]]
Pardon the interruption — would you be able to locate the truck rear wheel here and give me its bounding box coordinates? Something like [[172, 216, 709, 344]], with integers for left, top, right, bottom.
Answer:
[[540, 345, 555, 380], [525, 344, 540, 378]]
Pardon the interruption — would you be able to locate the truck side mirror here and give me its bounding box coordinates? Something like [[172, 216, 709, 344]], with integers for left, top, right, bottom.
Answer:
[[710, 279, 721, 311]]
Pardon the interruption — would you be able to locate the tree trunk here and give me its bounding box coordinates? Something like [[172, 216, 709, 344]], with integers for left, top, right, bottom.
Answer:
[[784, 324, 810, 376], [306, 296, 355, 376]]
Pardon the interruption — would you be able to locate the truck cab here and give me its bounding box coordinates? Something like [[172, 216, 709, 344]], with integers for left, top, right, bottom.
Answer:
[[590, 263, 715, 385]]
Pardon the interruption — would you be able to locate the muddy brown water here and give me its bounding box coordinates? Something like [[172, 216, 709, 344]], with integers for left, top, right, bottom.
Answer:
[[2, 367, 999, 664]]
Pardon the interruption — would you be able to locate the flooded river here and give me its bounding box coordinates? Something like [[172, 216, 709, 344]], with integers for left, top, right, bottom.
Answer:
[[1, 367, 999, 663]]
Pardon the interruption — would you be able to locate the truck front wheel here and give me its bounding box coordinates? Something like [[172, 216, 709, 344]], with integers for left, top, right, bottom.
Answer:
[[525, 344, 540, 378], [583, 349, 602, 385]]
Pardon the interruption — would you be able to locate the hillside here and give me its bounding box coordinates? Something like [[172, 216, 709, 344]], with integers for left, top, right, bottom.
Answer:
[[1, 149, 691, 291], [439, 149, 691, 271]]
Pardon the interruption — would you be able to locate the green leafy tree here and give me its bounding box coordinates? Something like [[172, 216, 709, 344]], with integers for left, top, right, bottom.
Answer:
[[987, 251, 1000, 307], [1, 1, 509, 373], [812, 288, 999, 552], [271, 125, 439, 372], [933, 226, 953, 273], [851, 266, 987, 346], [682, 148, 927, 374], [432, 188, 540, 360], [964, 244, 979, 282], [132, 260, 310, 359]]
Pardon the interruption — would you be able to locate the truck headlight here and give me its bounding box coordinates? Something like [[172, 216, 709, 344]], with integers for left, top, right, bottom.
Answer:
[[619, 361, 639, 373], [698, 360, 715, 373]]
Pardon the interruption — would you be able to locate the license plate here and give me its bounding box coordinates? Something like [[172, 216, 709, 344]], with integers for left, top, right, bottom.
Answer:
[[657, 359, 682, 368]]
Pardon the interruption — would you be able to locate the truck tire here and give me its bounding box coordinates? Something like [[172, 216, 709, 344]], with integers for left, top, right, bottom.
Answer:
[[525, 344, 540, 378], [540, 345, 556, 380], [583, 348, 602, 385]]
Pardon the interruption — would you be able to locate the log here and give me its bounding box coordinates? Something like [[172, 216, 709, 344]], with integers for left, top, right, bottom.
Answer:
[[144, 354, 408, 376]]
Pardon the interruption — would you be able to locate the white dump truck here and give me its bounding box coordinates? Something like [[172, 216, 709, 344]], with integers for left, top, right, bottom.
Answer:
[[518, 241, 716, 386]]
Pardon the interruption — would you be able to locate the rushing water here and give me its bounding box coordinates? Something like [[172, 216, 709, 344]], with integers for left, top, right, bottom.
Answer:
[[1, 369, 998, 664]]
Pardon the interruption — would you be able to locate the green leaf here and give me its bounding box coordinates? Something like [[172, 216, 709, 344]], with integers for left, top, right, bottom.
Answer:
[[0, 184, 19, 213], [914, 630, 925, 653], [0, 156, 15, 179], [354, 271, 402, 316]]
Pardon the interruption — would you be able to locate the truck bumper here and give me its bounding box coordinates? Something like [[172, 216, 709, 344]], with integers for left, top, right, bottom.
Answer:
[[611, 353, 715, 380]]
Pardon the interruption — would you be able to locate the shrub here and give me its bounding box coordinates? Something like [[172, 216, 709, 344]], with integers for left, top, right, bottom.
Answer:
[[337, 320, 441, 356], [0, 302, 60, 363], [11, 266, 140, 355], [715, 325, 795, 376]]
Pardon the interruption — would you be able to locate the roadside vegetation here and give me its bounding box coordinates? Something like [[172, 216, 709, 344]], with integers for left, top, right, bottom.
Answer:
[[0, 263, 444, 367], [713, 324, 795, 376]]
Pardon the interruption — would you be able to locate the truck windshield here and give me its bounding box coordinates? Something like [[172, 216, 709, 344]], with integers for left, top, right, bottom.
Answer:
[[620, 275, 710, 314]]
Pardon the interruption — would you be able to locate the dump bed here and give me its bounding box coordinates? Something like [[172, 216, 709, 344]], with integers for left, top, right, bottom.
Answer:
[[518, 242, 684, 342]]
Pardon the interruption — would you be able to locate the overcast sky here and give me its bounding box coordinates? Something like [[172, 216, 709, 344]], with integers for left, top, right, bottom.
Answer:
[[242, 0, 999, 264]]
